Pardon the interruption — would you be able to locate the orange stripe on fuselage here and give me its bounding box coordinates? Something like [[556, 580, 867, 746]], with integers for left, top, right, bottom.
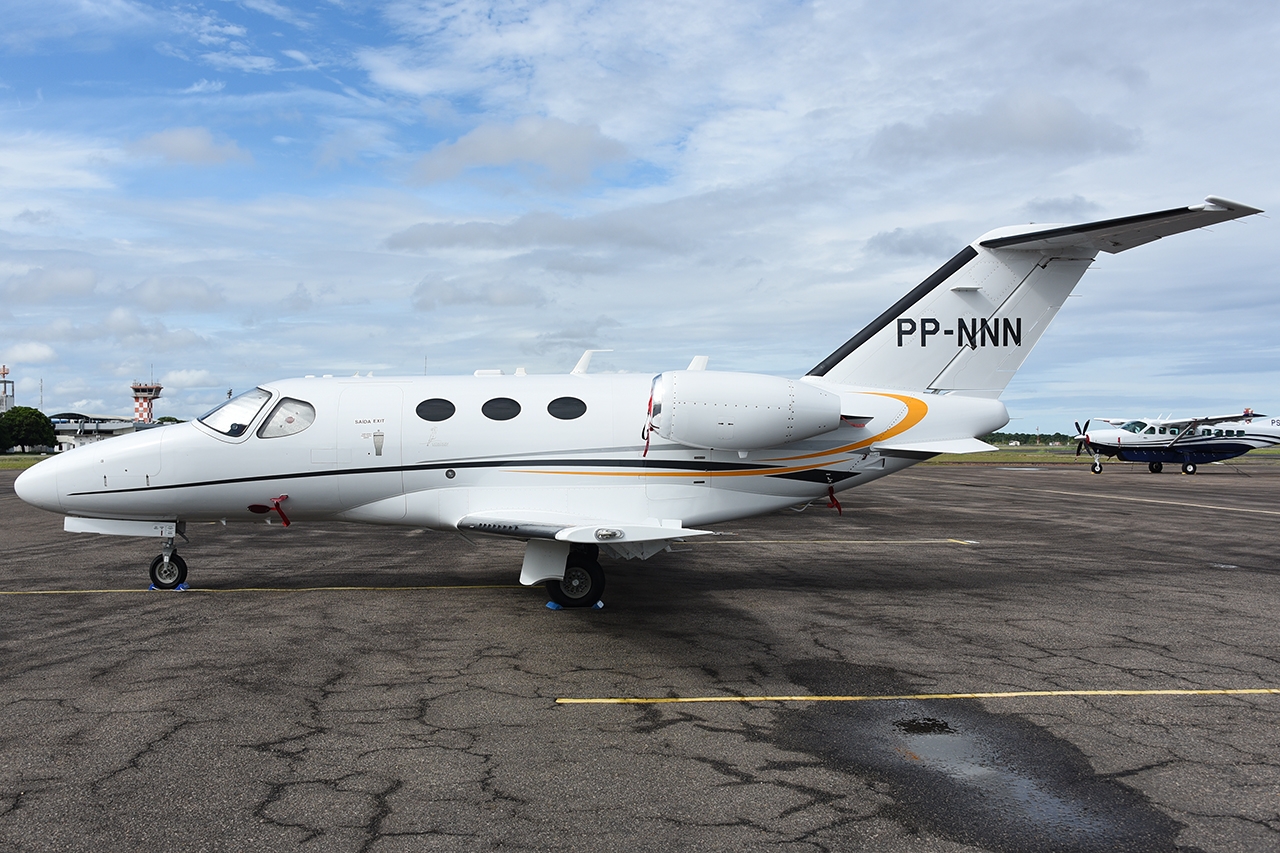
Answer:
[[506, 393, 930, 480]]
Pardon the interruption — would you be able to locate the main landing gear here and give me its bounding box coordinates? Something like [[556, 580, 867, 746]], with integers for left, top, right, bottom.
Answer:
[[546, 546, 606, 608], [1148, 461, 1163, 474], [1182, 462, 1198, 475], [149, 536, 188, 590]]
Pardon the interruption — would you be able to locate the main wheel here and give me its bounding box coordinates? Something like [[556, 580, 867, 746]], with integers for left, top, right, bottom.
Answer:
[[149, 553, 188, 589], [1149, 461, 1163, 474], [1182, 462, 1197, 475], [546, 556, 605, 608], [1090, 461, 1103, 474]]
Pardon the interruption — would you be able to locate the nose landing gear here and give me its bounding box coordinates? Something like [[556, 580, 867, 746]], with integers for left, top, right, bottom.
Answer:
[[149, 536, 188, 590]]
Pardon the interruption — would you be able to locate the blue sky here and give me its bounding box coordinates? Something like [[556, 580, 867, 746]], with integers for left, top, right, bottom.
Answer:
[[1, 0, 1278, 432]]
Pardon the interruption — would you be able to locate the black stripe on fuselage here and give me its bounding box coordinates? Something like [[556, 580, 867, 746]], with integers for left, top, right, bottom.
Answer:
[[66, 456, 790, 497], [807, 245, 979, 377]]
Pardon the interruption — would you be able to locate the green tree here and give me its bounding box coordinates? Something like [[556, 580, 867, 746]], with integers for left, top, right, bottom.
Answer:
[[0, 406, 55, 452], [0, 414, 10, 453]]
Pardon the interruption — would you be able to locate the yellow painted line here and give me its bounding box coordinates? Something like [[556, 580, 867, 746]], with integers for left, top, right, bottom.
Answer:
[[1014, 487, 1280, 517], [557, 687, 1280, 705], [0, 584, 526, 596], [690, 538, 975, 545]]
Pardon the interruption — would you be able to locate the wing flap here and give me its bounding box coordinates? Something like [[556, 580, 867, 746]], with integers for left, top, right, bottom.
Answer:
[[457, 512, 713, 548], [875, 437, 999, 455]]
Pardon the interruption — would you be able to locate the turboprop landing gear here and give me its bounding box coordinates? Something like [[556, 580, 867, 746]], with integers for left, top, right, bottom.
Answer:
[[1090, 460, 1103, 474], [1149, 461, 1163, 474], [1182, 462, 1198, 475], [149, 538, 188, 590], [546, 549, 605, 608]]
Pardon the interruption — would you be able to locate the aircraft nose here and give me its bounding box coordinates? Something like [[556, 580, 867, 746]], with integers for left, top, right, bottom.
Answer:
[[14, 460, 62, 513]]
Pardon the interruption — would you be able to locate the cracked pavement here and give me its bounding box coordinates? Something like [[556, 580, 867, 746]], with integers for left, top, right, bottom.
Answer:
[[2, 462, 1279, 851]]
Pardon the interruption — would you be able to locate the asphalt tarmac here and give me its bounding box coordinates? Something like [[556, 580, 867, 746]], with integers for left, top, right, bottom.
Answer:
[[2, 460, 1279, 852]]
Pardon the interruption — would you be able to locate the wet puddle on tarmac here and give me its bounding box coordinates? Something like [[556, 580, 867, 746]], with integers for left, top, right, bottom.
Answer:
[[771, 662, 1184, 852]]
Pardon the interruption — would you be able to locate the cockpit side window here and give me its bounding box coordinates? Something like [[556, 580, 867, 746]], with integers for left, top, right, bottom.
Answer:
[[199, 388, 272, 437], [1144, 427, 1156, 434], [258, 397, 316, 439], [1121, 421, 1147, 433]]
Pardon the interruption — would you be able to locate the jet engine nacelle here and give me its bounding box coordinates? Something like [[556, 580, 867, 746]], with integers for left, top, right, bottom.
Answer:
[[648, 370, 842, 451]]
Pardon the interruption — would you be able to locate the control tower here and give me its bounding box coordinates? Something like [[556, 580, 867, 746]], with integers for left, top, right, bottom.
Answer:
[[131, 381, 163, 423], [0, 365, 13, 414]]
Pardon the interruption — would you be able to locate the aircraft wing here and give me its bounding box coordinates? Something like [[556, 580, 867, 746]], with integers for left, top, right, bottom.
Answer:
[[979, 196, 1261, 254], [1161, 410, 1268, 429], [457, 512, 714, 560]]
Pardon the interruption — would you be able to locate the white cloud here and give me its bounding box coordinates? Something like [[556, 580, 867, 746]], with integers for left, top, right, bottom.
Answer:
[[865, 225, 958, 258], [130, 127, 252, 166], [0, 133, 119, 190], [159, 368, 219, 389], [868, 91, 1140, 165], [282, 49, 318, 70], [123, 276, 225, 312], [182, 79, 225, 94], [412, 274, 545, 311], [3, 342, 57, 364], [415, 117, 628, 187], [2, 267, 98, 303], [200, 50, 277, 73]]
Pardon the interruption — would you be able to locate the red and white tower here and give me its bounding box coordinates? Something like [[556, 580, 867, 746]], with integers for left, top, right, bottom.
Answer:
[[0, 365, 13, 414], [131, 381, 163, 423]]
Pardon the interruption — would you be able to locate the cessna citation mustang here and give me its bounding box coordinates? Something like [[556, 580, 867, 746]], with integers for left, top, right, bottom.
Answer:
[[1074, 409, 1280, 475], [14, 197, 1262, 605]]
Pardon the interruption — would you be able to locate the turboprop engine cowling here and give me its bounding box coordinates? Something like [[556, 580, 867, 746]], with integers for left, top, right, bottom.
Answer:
[[648, 370, 842, 451]]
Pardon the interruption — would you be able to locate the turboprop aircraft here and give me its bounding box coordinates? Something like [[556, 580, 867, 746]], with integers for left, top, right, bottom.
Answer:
[[14, 196, 1261, 605], [1074, 409, 1279, 474]]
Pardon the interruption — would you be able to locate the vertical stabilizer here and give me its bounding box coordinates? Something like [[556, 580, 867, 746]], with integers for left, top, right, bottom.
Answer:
[[808, 197, 1261, 396]]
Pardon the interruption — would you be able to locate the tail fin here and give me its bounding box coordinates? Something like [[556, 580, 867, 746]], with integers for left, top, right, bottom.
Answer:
[[808, 197, 1261, 396]]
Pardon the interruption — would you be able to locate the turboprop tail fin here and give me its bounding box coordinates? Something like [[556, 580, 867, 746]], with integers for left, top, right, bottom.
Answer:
[[807, 197, 1262, 397]]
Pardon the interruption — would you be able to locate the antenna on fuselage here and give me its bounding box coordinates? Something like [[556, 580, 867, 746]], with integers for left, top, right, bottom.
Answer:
[[571, 350, 613, 375]]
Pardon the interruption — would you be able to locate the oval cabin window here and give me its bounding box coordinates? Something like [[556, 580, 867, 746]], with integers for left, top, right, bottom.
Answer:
[[416, 398, 456, 422], [482, 397, 521, 421], [547, 396, 587, 420]]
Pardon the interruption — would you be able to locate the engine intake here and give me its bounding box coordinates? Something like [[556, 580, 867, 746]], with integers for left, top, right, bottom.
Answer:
[[648, 371, 841, 451]]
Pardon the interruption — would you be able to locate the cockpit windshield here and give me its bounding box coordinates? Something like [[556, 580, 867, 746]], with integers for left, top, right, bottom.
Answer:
[[199, 388, 272, 437], [1120, 421, 1148, 433]]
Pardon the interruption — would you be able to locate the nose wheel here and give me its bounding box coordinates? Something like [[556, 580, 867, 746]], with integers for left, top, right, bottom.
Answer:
[[1090, 461, 1103, 474], [149, 552, 188, 589], [149, 535, 188, 589]]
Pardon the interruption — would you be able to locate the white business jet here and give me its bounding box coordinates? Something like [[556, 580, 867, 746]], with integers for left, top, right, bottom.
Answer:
[[15, 197, 1261, 604], [1074, 409, 1279, 474]]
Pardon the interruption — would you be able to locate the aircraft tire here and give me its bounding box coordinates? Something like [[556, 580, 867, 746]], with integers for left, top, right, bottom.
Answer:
[[546, 556, 605, 608], [149, 553, 188, 589], [1182, 462, 1197, 475], [1149, 462, 1163, 474], [1090, 462, 1103, 474]]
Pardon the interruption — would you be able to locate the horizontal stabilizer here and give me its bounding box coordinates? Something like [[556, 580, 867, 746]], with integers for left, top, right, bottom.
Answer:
[[979, 197, 1261, 254], [875, 437, 998, 455]]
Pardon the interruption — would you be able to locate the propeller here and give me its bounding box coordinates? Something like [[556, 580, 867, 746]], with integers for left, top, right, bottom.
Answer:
[[1074, 419, 1090, 456]]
